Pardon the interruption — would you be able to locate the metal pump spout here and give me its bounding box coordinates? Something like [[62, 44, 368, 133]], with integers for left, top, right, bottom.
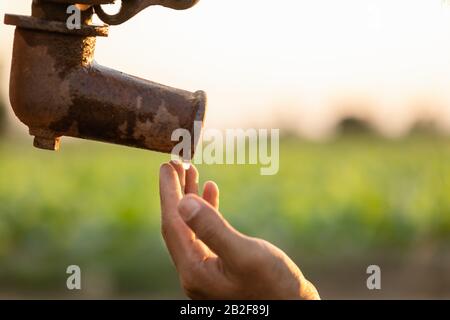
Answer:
[[4, 0, 206, 157]]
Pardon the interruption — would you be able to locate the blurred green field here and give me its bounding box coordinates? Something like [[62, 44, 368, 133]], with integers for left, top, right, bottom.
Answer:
[[0, 134, 449, 298]]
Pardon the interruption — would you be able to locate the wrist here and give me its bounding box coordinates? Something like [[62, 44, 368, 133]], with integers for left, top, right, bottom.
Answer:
[[300, 279, 321, 300]]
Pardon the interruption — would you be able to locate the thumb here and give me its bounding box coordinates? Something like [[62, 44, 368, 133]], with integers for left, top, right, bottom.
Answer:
[[178, 194, 243, 260]]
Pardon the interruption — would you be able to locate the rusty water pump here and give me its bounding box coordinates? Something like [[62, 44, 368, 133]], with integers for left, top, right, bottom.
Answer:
[[4, 0, 206, 158]]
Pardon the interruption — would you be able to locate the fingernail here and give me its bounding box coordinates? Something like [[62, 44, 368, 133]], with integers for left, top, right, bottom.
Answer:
[[170, 159, 182, 166], [179, 197, 201, 221]]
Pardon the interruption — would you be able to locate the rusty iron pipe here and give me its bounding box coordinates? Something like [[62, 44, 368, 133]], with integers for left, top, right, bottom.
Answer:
[[4, 0, 206, 157]]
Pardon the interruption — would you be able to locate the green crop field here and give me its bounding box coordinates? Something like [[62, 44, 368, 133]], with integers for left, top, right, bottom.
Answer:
[[0, 134, 449, 298]]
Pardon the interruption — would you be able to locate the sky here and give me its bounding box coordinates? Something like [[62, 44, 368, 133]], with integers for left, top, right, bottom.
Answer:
[[1, 0, 450, 139]]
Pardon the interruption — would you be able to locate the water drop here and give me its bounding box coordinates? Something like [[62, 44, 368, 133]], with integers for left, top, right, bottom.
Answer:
[[182, 160, 191, 170]]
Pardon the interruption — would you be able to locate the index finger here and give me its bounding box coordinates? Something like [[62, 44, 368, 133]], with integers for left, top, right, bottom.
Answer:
[[159, 163, 197, 267]]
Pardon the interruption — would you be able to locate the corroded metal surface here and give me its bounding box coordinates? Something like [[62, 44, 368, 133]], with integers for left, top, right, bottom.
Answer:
[[94, 0, 201, 25], [4, 14, 109, 37], [46, 0, 114, 4], [5, 0, 206, 157], [32, 0, 95, 22]]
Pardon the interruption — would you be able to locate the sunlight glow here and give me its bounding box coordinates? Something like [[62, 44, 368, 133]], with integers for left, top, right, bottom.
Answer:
[[2, 0, 450, 138]]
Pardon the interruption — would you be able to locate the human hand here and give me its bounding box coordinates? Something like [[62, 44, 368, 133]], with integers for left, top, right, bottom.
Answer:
[[159, 161, 320, 300]]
